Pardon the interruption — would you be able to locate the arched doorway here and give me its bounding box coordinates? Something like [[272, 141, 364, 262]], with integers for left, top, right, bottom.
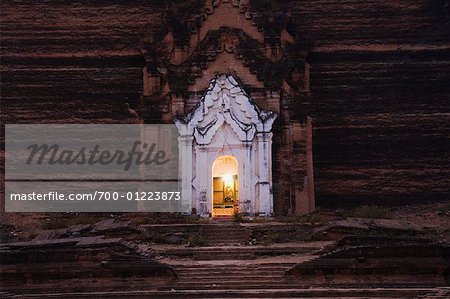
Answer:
[[212, 155, 239, 217], [175, 74, 276, 217]]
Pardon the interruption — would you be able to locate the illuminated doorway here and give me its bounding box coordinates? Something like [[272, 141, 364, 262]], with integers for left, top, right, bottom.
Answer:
[[212, 155, 239, 217], [175, 74, 277, 216]]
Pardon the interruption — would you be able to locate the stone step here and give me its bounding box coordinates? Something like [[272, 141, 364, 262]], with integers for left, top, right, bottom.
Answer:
[[155, 288, 433, 297], [158, 245, 319, 260], [176, 271, 287, 277], [172, 261, 298, 270], [173, 278, 287, 285], [175, 265, 293, 270], [174, 266, 291, 272], [206, 243, 249, 246], [177, 275, 285, 280], [202, 240, 249, 243], [200, 231, 247, 234], [195, 254, 253, 260], [170, 282, 442, 291], [168, 280, 448, 290], [198, 231, 248, 235], [199, 236, 248, 240], [201, 239, 249, 242], [15, 288, 436, 299], [203, 238, 248, 241], [202, 238, 248, 241], [165, 253, 312, 261], [177, 270, 284, 279], [178, 271, 284, 279], [199, 229, 248, 233], [176, 270, 287, 276], [200, 238, 249, 243], [201, 241, 250, 245], [172, 264, 297, 273]]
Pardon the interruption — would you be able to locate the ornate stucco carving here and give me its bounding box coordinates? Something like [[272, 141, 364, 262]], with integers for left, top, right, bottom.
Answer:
[[174, 74, 277, 144], [139, 0, 312, 103], [140, 0, 315, 216]]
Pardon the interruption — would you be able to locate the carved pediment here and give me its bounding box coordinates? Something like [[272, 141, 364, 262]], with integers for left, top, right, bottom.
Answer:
[[175, 74, 277, 144], [140, 0, 312, 123]]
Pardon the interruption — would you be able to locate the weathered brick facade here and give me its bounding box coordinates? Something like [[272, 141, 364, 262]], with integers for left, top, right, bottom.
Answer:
[[1, 0, 449, 214]]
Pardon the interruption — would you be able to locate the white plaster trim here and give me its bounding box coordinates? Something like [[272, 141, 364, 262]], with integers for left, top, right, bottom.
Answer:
[[175, 74, 277, 145]]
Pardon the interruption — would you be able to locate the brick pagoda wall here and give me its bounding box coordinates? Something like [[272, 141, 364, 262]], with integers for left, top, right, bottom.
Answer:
[[1, 0, 449, 208]]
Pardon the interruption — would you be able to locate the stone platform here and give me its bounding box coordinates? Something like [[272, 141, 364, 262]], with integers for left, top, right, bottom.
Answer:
[[1, 220, 448, 298]]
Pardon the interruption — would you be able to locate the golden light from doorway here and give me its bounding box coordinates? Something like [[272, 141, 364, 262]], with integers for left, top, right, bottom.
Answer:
[[222, 174, 233, 187]]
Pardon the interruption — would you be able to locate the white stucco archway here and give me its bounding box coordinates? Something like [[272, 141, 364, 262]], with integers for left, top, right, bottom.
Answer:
[[175, 74, 277, 217]]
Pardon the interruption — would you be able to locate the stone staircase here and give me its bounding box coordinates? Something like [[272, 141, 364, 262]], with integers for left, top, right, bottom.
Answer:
[[3, 222, 448, 298], [196, 223, 250, 245], [156, 243, 323, 260], [10, 288, 449, 298], [167, 261, 300, 291], [148, 223, 448, 298], [148, 223, 329, 294]]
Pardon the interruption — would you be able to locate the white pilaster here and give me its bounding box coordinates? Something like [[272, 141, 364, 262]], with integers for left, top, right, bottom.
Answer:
[[196, 146, 210, 216], [256, 132, 273, 215], [178, 135, 194, 213], [242, 141, 254, 215]]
